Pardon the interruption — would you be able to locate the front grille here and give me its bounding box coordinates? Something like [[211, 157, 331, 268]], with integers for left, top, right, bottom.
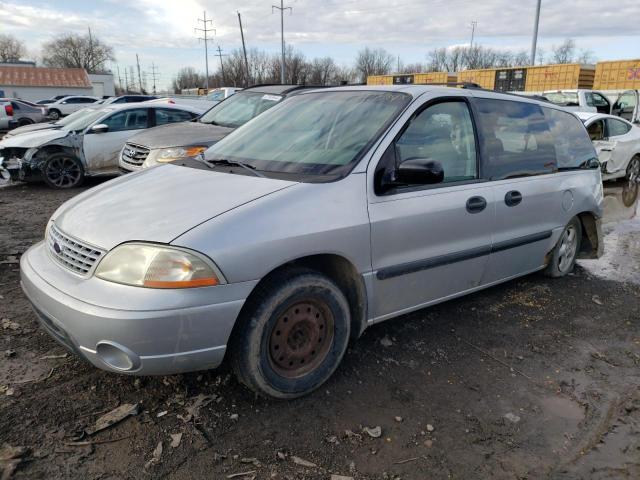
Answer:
[[47, 224, 104, 276], [120, 142, 150, 169]]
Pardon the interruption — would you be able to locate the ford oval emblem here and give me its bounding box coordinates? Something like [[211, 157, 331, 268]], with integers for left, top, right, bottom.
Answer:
[[53, 242, 61, 254]]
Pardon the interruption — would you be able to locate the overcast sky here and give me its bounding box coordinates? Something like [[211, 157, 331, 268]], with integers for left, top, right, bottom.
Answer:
[[1, 0, 639, 90]]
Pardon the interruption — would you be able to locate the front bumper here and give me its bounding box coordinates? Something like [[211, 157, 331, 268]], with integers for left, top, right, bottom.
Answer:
[[20, 242, 256, 375]]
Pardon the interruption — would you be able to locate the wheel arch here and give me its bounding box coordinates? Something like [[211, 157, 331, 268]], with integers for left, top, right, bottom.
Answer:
[[234, 253, 369, 343]]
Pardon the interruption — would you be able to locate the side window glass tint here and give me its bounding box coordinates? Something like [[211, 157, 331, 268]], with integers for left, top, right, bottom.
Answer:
[[585, 92, 594, 107], [592, 93, 609, 107], [155, 108, 194, 125], [102, 108, 149, 132], [544, 108, 598, 168], [586, 120, 605, 141], [607, 118, 631, 137], [475, 98, 556, 179], [396, 101, 477, 183]]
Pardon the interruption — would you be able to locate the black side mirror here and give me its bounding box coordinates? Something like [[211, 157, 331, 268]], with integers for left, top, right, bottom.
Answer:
[[396, 158, 444, 185]]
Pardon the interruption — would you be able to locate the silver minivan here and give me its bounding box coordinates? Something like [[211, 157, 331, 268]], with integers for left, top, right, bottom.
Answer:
[[20, 86, 603, 398]]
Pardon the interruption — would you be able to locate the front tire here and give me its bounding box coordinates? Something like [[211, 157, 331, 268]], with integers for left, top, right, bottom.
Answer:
[[231, 268, 351, 399], [42, 153, 84, 189], [48, 109, 61, 120], [544, 217, 582, 278]]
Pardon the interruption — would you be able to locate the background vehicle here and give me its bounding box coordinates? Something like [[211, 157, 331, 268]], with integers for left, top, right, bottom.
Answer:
[[21, 86, 603, 399], [0, 101, 16, 131], [0, 103, 202, 188], [544, 89, 639, 123], [43, 96, 101, 120], [120, 85, 316, 172], [96, 95, 158, 105], [0, 98, 47, 126], [578, 111, 640, 182], [206, 87, 241, 102], [2, 108, 94, 139]]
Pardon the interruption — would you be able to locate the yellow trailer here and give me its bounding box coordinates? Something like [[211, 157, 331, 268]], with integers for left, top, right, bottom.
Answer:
[[457, 69, 496, 90], [524, 63, 595, 91], [594, 59, 640, 90], [366, 72, 456, 86]]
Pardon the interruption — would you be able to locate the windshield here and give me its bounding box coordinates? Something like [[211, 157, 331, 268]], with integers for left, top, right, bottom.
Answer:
[[545, 91, 579, 107], [199, 91, 282, 128], [62, 108, 114, 132], [203, 91, 410, 178]]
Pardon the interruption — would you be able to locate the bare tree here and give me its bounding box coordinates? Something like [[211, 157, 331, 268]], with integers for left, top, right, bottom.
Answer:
[[0, 34, 26, 62], [308, 57, 338, 85], [171, 66, 205, 93], [354, 47, 394, 82], [550, 38, 576, 64], [42, 33, 114, 73]]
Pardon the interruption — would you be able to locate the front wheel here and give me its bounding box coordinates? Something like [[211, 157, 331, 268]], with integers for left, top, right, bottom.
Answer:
[[544, 217, 582, 278], [231, 268, 351, 399], [48, 109, 61, 120], [42, 153, 84, 189]]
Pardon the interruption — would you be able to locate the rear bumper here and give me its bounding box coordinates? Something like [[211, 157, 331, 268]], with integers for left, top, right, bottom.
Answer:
[[20, 242, 253, 375]]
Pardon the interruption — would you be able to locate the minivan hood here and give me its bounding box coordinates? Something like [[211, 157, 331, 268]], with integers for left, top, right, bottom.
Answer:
[[52, 164, 296, 250], [126, 122, 234, 149], [0, 128, 68, 148]]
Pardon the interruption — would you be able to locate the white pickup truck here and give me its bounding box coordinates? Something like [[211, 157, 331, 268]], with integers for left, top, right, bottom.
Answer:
[[0, 101, 17, 131], [543, 89, 639, 123]]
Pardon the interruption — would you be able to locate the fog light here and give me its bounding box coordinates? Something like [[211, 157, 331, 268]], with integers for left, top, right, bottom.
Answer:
[[96, 342, 140, 371]]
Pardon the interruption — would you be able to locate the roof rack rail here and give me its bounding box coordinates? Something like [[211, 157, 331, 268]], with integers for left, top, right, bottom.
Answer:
[[425, 82, 483, 89]]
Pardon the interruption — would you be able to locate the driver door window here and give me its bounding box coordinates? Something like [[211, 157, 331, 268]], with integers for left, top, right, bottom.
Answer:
[[395, 101, 478, 184]]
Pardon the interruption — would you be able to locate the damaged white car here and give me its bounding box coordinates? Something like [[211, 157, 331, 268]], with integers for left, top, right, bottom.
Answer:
[[0, 103, 202, 188]]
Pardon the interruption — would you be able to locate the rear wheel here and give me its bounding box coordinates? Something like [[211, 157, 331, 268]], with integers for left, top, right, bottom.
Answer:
[[544, 217, 582, 278], [231, 268, 351, 399], [42, 153, 84, 189], [626, 156, 640, 184], [18, 118, 34, 126], [48, 109, 61, 120]]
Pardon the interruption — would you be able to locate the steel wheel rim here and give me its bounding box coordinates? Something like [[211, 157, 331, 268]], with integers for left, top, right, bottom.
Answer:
[[268, 300, 334, 378], [45, 157, 81, 188], [558, 224, 578, 272]]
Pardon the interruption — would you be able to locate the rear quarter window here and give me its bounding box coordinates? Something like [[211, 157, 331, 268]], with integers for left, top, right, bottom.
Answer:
[[543, 107, 598, 169], [474, 98, 557, 179]]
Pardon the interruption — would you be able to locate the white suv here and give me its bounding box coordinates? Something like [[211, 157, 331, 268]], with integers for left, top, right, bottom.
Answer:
[[45, 96, 101, 120]]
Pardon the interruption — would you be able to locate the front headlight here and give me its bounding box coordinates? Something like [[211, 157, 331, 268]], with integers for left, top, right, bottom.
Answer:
[[142, 146, 207, 168], [95, 243, 222, 288]]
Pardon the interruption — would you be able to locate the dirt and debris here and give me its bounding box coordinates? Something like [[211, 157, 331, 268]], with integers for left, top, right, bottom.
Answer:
[[86, 403, 140, 435], [1, 181, 639, 479]]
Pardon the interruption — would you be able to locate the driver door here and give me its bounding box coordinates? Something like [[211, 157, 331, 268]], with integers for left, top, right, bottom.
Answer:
[[82, 108, 151, 174], [612, 90, 639, 123], [368, 98, 494, 321]]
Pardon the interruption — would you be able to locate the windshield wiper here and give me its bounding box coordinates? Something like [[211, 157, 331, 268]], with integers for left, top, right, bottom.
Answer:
[[208, 159, 265, 177]]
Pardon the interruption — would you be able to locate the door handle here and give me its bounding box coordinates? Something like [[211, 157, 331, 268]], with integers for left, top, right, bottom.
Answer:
[[504, 190, 522, 207], [466, 196, 487, 214], [600, 147, 614, 152]]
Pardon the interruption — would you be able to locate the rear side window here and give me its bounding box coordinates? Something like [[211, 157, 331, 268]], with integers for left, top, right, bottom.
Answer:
[[606, 118, 631, 137], [155, 108, 195, 125], [474, 98, 556, 180], [543, 108, 598, 169], [102, 108, 149, 132]]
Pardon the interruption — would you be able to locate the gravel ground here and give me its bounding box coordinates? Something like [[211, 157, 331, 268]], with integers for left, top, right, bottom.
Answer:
[[1, 178, 639, 480]]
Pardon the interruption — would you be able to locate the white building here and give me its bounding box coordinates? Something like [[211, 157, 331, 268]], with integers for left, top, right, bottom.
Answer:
[[0, 66, 114, 102]]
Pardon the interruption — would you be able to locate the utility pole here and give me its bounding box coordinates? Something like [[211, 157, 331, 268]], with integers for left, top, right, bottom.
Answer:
[[88, 27, 94, 71], [123, 68, 129, 93], [195, 11, 215, 91], [237, 11, 250, 87], [116, 65, 122, 93], [136, 54, 143, 93], [272, 1, 292, 84], [531, 0, 542, 65], [216, 46, 228, 85], [148, 63, 160, 94], [469, 21, 477, 48]]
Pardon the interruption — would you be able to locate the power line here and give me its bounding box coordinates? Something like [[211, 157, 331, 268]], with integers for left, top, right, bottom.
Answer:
[[148, 63, 160, 95], [272, 1, 292, 84], [216, 45, 228, 85], [195, 10, 215, 91]]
